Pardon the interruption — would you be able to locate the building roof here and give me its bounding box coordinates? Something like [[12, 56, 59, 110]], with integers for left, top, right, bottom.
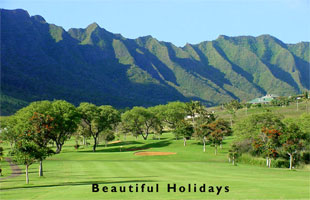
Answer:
[[261, 94, 279, 98], [248, 94, 278, 104]]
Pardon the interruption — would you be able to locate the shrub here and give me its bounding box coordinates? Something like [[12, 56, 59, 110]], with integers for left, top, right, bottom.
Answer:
[[239, 154, 289, 168], [301, 152, 310, 164]]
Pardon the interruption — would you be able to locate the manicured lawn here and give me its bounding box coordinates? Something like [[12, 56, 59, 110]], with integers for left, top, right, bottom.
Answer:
[[0, 133, 309, 200]]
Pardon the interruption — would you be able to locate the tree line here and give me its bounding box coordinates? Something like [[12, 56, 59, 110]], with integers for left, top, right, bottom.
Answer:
[[231, 112, 310, 169], [0, 99, 309, 184], [0, 100, 231, 183]]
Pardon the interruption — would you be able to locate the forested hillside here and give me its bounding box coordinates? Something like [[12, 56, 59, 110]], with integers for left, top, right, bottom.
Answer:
[[1, 9, 309, 115]]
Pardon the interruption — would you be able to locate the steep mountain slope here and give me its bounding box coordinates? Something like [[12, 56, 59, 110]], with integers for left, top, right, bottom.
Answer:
[[1, 9, 309, 115]]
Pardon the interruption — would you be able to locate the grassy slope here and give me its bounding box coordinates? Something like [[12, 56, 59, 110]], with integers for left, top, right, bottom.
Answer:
[[0, 94, 29, 116], [208, 100, 310, 122], [0, 131, 309, 200]]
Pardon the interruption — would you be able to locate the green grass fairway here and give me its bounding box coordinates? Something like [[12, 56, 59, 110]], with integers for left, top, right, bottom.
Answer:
[[1, 133, 309, 200]]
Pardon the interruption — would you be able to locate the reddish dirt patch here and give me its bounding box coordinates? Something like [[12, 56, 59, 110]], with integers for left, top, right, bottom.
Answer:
[[134, 151, 176, 156], [109, 140, 121, 144]]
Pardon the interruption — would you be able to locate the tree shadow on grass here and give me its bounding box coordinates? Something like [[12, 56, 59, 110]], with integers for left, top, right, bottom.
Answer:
[[101, 141, 143, 148], [0, 179, 157, 190], [80, 140, 172, 153], [149, 137, 168, 140]]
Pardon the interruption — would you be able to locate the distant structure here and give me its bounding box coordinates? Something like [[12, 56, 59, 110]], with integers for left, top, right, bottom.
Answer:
[[248, 94, 279, 104]]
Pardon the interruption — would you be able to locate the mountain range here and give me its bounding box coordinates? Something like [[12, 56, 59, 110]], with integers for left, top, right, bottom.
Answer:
[[1, 9, 309, 115]]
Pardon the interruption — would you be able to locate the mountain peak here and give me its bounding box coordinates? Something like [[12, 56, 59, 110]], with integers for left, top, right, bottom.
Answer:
[[139, 35, 154, 40], [1, 8, 30, 18], [217, 35, 230, 40], [87, 22, 101, 30], [31, 15, 46, 23]]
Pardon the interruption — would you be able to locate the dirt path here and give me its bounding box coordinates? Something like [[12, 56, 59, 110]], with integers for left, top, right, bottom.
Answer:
[[0, 157, 22, 180]]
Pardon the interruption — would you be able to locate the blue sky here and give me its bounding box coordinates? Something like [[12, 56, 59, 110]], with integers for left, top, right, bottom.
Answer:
[[2, 0, 310, 46]]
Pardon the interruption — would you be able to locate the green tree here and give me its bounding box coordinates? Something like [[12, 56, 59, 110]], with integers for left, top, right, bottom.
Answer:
[[13, 140, 39, 184], [76, 122, 91, 146], [208, 119, 232, 155], [0, 116, 19, 150], [298, 113, 310, 136], [28, 112, 55, 176], [14, 101, 55, 176], [78, 103, 120, 152], [121, 107, 157, 140], [154, 102, 187, 130], [281, 122, 306, 170], [148, 106, 164, 140], [271, 96, 290, 107], [234, 112, 285, 167], [259, 127, 282, 168], [50, 100, 80, 153], [194, 112, 217, 152], [12, 112, 54, 182], [116, 122, 129, 141], [185, 101, 203, 124], [228, 144, 241, 166], [100, 130, 115, 147], [174, 120, 194, 146], [234, 112, 284, 140], [0, 147, 3, 176], [224, 100, 242, 127], [302, 91, 309, 113]]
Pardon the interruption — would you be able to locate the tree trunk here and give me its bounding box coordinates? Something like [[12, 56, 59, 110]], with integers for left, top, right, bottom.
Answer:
[[105, 140, 107, 148], [183, 137, 186, 146], [215, 145, 217, 155], [266, 157, 269, 167], [289, 153, 293, 170], [220, 141, 222, 149], [26, 164, 29, 184], [141, 133, 148, 140], [56, 143, 62, 154], [232, 156, 235, 166], [93, 137, 97, 152], [39, 160, 43, 177], [83, 136, 86, 146], [268, 158, 271, 168], [203, 137, 206, 152]]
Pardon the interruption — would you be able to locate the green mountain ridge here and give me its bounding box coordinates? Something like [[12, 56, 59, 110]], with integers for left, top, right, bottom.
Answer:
[[1, 9, 309, 115]]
